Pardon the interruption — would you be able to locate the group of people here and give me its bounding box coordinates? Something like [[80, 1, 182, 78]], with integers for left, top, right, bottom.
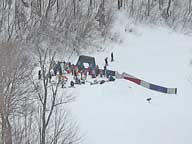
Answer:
[[104, 52, 114, 66], [38, 52, 115, 88]]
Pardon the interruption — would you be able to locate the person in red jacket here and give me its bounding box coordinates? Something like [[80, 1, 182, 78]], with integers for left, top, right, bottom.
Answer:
[[91, 69, 96, 78]]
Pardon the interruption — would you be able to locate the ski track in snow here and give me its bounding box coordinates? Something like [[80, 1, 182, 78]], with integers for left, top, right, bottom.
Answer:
[[67, 11, 192, 144]]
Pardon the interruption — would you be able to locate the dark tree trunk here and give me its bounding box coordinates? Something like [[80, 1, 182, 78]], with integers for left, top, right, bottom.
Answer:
[[120, 0, 123, 8], [57, 0, 59, 13], [131, 0, 134, 14], [147, 0, 150, 16], [189, 0, 192, 13], [118, 0, 123, 9], [73, 0, 76, 16], [118, 0, 120, 9], [167, 0, 171, 16], [90, 0, 92, 6], [159, 0, 161, 10]]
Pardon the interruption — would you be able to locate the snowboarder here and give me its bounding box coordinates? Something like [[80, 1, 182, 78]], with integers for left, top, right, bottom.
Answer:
[[111, 52, 114, 62], [146, 98, 152, 103]]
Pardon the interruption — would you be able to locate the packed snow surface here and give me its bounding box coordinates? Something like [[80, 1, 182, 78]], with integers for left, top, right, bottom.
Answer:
[[69, 11, 192, 144]]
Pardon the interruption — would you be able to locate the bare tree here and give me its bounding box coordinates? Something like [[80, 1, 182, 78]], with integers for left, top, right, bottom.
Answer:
[[0, 41, 33, 144], [90, 0, 93, 6], [131, 0, 134, 15], [73, 0, 76, 16], [167, 0, 172, 16], [147, 0, 150, 16], [118, 0, 123, 9], [31, 35, 79, 144], [159, 0, 164, 10], [96, 1, 106, 28]]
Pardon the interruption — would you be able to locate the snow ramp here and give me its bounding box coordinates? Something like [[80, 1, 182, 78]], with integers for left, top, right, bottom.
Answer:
[[113, 71, 177, 94]]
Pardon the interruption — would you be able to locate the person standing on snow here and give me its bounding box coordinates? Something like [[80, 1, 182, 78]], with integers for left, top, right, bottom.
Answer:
[[70, 81, 75, 87], [91, 69, 96, 78], [74, 69, 78, 80], [105, 57, 108, 66], [95, 65, 100, 76], [111, 52, 114, 62], [48, 72, 52, 82], [38, 70, 41, 80], [100, 69, 103, 77], [104, 65, 107, 77]]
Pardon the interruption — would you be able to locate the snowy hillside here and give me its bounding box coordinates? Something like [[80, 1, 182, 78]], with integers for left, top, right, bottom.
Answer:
[[69, 11, 192, 144]]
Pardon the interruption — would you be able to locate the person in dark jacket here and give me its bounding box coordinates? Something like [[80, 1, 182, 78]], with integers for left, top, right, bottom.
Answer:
[[95, 65, 100, 76], [48, 72, 52, 82], [80, 70, 83, 80], [53, 66, 57, 75], [105, 57, 108, 66], [74, 70, 77, 80], [70, 81, 75, 87], [68, 62, 71, 69], [100, 69, 103, 77], [147, 98, 152, 103], [104, 65, 107, 77], [38, 70, 41, 80], [111, 52, 114, 62], [57, 62, 62, 75], [61, 79, 65, 88]]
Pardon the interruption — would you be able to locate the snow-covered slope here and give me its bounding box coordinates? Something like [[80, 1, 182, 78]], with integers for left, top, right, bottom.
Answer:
[[70, 11, 192, 144]]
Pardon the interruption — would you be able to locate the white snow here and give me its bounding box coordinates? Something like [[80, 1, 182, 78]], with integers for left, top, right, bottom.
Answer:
[[68, 11, 192, 144]]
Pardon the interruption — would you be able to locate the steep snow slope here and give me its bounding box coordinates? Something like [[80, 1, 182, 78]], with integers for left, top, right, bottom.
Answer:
[[70, 11, 192, 144]]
